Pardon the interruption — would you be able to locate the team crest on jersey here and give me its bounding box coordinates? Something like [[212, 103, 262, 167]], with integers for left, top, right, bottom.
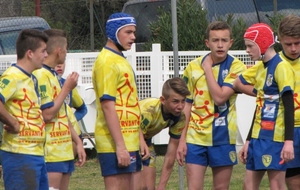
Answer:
[[222, 69, 228, 80], [229, 151, 237, 162], [214, 116, 226, 126], [266, 74, 273, 87], [0, 78, 10, 89], [262, 155, 272, 167]]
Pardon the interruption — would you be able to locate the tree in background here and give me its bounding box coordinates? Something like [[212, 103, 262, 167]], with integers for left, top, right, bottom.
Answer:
[[217, 14, 248, 51], [267, 13, 285, 52], [144, 0, 208, 51], [0, 0, 21, 17], [143, 0, 285, 52], [15, 0, 286, 52], [20, 0, 126, 51], [144, 0, 250, 51]]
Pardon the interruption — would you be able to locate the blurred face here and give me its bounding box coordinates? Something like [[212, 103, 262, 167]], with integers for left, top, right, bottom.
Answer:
[[58, 42, 67, 65], [160, 90, 186, 116], [245, 39, 260, 61], [279, 35, 300, 60], [54, 62, 66, 77], [205, 29, 233, 63], [117, 25, 136, 50], [31, 41, 47, 70]]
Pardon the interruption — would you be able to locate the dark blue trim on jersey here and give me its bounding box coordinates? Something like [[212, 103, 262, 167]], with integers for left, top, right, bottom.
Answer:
[[104, 46, 125, 58], [100, 94, 116, 102], [41, 102, 54, 110], [31, 75, 40, 101], [281, 87, 293, 96], [282, 50, 298, 61], [0, 94, 5, 104], [74, 103, 88, 121], [253, 88, 257, 95], [169, 132, 181, 139], [223, 82, 233, 89], [161, 104, 180, 124], [60, 78, 66, 84], [211, 55, 234, 145], [60, 76, 87, 120], [42, 64, 56, 76], [12, 64, 30, 77], [12, 64, 40, 99], [186, 98, 193, 103], [239, 75, 250, 85]]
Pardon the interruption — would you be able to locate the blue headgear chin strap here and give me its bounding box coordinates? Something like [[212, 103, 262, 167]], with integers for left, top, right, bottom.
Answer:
[[106, 13, 136, 49]]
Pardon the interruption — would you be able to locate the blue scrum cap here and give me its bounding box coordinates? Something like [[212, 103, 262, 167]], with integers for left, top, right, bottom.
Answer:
[[106, 13, 136, 45]]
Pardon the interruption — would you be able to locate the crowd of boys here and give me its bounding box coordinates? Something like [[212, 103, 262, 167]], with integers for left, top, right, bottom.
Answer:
[[0, 11, 300, 190]]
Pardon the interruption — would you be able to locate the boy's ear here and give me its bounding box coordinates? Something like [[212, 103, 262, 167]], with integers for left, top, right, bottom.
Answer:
[[26, 49, 34, 59], [56, 47, 62, 54], [160, 96, 165, 105], [205, 39, 209, 49]]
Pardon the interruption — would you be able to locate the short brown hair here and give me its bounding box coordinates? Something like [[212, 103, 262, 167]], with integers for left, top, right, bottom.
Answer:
[[162, 77, 190, 99], [278, 14, 300, 40], [16, 29, 48, 60], [206, 21, 232, 39], [43, 29, 67, 54]]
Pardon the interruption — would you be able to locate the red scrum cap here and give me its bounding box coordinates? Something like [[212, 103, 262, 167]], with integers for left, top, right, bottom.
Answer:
[[244, 23, 275, 55]]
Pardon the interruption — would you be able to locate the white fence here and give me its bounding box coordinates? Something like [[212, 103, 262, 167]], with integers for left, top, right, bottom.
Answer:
[[0, 44, 256, 147], [62, 44, 255, 98]]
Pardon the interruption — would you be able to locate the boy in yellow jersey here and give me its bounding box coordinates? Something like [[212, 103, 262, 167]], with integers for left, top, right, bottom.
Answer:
[[279, 15, 300, 190], [55, 62, 87, 123], [139, 77, 190, 190], [92, 12, 148, 190], [176, 21, 246, 189], [237, 15, 300, 190], [0, 29, 48, 190], [33, 29, 86, 190], [55, 62, 88, 156], [235, 23, 295, 189]]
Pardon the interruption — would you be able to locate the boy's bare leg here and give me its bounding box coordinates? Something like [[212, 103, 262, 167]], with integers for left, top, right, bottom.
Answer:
[[212, 165, 233, 190], [186, 163, 207, 190], [243, 170, 265, 190]]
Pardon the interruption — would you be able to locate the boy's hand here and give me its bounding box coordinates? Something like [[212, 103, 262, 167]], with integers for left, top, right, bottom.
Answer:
[[239, 141, 249, 164], [63, 72, 79, 91], [75, 143, 86, 167], [176, 140, 187, 166], [3, 120, 19, 134]]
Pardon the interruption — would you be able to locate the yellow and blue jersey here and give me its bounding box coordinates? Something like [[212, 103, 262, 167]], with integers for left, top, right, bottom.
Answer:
[[279, 51, 300, 127], [33, 65, 73, 162], [0, 65, 45, 156], [139, 98, 185, 141], [239, 53, 294, 142], [92, 47, 141, 153], [239, 62, 260, 87], [183, 54, 246, 146], [60, 77, 87, 121]]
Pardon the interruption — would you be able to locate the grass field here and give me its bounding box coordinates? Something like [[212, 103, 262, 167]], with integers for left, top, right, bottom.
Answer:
[[0, 149, 272, 190]]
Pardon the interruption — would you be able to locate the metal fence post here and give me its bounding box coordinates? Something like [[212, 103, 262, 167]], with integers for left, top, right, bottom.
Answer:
[[171, 0, 184, 189]]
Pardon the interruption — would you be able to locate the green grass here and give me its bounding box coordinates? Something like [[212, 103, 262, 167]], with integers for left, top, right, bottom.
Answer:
[[0, 151, 271, 190]]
